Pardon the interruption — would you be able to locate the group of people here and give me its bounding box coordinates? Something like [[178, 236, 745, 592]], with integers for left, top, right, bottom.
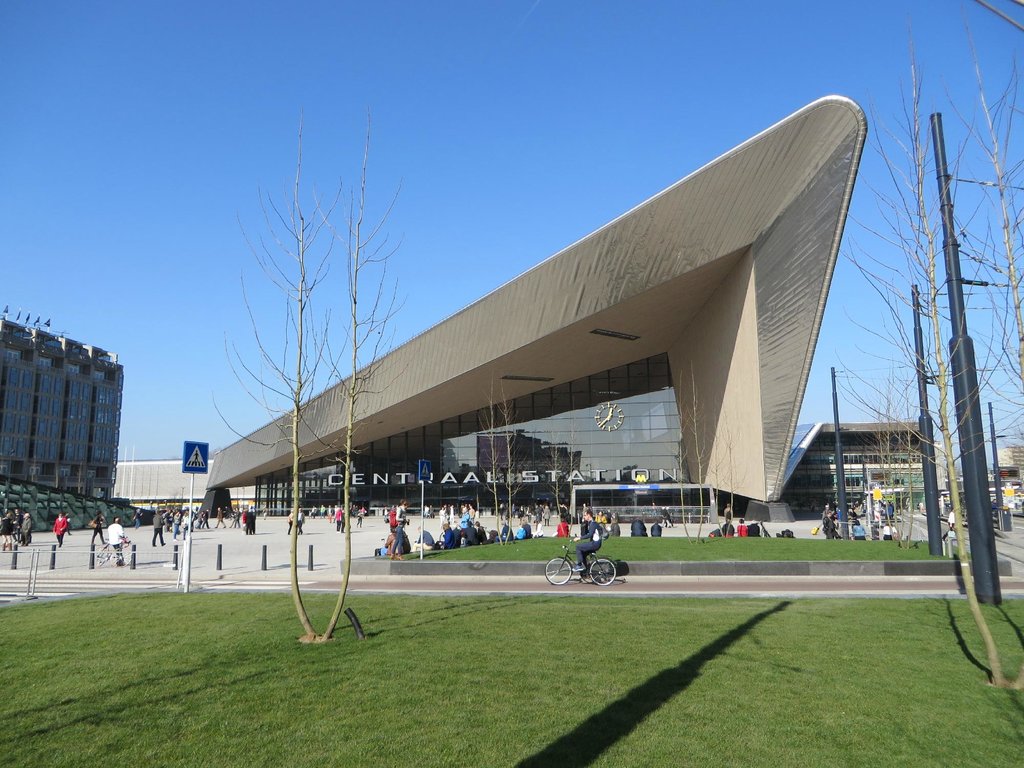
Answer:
[[1, 509, 33, 550], [819, 502, 899, 541]]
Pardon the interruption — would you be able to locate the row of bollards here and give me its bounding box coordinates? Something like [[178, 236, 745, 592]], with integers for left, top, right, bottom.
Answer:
[[219, 543, 314, 572], [10, 542, 318, 573]]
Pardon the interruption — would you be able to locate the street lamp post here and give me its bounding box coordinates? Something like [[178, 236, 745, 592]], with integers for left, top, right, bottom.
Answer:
[[931, 113, 1001, 604], [831, 367, 848, 537], [912, 285, 943, 555], [988, 403, 1011, 532]]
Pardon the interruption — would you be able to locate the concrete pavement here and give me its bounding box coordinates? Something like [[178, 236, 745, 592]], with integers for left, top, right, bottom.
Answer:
[[2, 511, 1022, 601]]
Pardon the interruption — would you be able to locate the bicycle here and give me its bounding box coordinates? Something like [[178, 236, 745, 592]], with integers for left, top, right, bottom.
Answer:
[[96, 538, 130, 567], [544, 545, 616, 587]]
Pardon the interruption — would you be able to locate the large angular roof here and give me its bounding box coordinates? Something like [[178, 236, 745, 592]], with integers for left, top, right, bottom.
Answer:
[[210, 96, 866, 500]]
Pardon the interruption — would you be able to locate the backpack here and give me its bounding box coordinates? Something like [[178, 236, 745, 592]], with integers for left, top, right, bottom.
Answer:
[[388, 509, 398, 528]]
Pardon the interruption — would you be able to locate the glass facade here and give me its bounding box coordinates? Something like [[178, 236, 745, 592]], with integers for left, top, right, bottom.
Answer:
[[255, 354, 684, 513], [0, 319, 123, 499], [781, 424, 925, 514]]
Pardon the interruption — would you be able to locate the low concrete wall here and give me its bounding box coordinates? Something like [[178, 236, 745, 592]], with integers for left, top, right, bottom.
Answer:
[[346, 558, 1012, 578]]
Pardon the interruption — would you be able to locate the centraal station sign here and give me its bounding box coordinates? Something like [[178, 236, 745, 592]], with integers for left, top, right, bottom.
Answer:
[[326, 467, 679, 487]]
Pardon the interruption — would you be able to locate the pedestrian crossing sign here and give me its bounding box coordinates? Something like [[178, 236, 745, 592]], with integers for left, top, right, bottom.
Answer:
[[182, 441, 209, 474]]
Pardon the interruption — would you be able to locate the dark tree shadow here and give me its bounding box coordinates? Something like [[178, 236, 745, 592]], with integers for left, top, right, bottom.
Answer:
[[996, 606, 1024, 649], [944, 599, 990, 677], [516, 601, 792, 768], [361, 595, 534, 638]]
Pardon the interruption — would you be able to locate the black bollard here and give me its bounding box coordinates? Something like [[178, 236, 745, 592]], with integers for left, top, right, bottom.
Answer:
[[172, 544, 179, 571], [50, 544, 57, 570], [89, 543, 95, 570], [307, 544, 314, 572], [261, 544, 267, 571], [217, 543, 222, 571], [11, 545, 17, 571], [130, 544, 137, 570], [345, 607, 366, 640]]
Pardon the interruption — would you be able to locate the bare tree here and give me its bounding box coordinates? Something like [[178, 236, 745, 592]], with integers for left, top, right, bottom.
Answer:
[[850, 46, 1022, 688], [676, 365, 713, 539], [232, 115, 398, 643], [322, 117, 400, 641], [479, 385, 525, 541]]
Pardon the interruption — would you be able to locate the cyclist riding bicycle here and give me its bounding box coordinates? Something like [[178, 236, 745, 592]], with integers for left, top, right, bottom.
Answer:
[[572, 509, 605, 572]]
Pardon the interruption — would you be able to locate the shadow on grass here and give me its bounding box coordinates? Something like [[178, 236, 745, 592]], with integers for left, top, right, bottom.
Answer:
[[996, 605, 1024, 649], [516, 600, 792, 768], [944, 599, 990, 677], [362, 595, 532, 638], [8, 662, 271, 744]]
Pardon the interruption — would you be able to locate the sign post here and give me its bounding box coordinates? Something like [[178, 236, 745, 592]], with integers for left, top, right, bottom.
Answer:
[[180, 441, 209, 593], [417, 460, 431, 560]]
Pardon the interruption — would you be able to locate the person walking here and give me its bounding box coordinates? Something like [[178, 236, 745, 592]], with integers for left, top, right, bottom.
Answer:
[[53, 511, 70, 547], [90, 512, 106, 545], [1, 510, 15, 551], [215, 507, 226, 528], [20, 511, 33, 546], [107, 516, 128, 566], [152, 509, 166, 547]]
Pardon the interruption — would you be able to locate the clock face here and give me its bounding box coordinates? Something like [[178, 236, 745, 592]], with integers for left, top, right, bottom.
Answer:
[[595, 402, 625, 431]]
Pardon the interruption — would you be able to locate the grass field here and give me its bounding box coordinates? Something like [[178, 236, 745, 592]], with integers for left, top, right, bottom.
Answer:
[[420, 536, 943, 562], [1, 593, 1021, 767]]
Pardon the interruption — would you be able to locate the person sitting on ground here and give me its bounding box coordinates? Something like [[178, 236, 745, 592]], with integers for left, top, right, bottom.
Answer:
[[746, 520, 761, 538], [521, 518, 533, 539], [387, 521, 409, 560], [555, 517, 570, 538], [412, 527, 435, 553], [650, 521, 663, 537], [608, 515, 621, 537], [514, 521, 528, 540], [474, 521, 490, 544], [630, 518, 647, 537], [881, 523, 894, 541], [736, 518, 748, 537], [464, 522, 480, 546], [573, 509, 605, 572], [852, 521, 867, 540], [720, 519, 736, 537], [439, 522, 457, 550]]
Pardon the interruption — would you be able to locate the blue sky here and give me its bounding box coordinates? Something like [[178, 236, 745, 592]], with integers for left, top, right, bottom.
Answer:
[[1, 1, 1020, 459]]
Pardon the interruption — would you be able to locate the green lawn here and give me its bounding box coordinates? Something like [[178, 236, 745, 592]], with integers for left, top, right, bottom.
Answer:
[[1, 594, 1021, 767], [420, 536, 943, 562]]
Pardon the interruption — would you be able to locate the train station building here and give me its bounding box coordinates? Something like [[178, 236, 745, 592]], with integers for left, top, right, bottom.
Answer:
[[207, 96, 867, 520]]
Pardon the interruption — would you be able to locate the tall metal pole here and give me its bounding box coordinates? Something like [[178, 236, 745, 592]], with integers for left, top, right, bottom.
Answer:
[[831, 367, 848, 538], [989, 402, 1004, 521], [912, 285, 943, 555], [930, 113, 1001, 604]]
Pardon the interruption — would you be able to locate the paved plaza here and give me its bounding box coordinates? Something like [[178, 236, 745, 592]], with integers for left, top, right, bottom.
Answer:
[[2, 511, 1023, 601]]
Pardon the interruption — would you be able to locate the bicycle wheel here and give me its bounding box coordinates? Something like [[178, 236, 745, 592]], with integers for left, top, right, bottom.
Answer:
[[545, 557, 573, 585], [589, 558, 616, 587]]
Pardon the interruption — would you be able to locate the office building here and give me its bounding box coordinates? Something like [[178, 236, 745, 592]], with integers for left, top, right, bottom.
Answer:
[[1, 316, 123, 498]]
